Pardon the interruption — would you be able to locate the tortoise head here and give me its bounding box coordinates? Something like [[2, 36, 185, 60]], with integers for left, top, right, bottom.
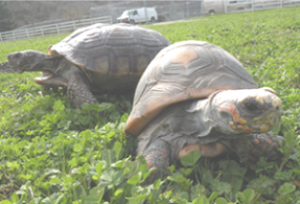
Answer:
[[211, 87, 282, 134], [7, 50, 69, 87], [7, 50, 51, 73]]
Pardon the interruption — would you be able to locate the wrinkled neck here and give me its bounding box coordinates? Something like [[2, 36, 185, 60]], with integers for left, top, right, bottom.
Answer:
[[208, 92, 240, 135], [184, 98, 216, 137]]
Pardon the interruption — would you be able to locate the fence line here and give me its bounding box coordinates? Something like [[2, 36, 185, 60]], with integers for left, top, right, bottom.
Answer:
[[224, 0, 300, 14], [0, 16, 112, 43]]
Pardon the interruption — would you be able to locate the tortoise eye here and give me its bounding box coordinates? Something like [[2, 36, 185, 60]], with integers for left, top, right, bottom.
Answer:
[[245, 102, 259, 112]]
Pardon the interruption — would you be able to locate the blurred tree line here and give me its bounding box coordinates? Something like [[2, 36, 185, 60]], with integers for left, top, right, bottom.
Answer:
[[0, 1, 168, 33], [0, 2, 15, 32], [0, 1, 108, 33]]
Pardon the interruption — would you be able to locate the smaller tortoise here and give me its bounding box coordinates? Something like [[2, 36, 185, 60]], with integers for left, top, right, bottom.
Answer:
[[7, 23, 170, 108], [125, 41, 286, 180]]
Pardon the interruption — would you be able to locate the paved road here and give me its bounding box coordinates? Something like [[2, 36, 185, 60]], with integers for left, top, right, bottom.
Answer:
[[153, 18, 208, 25]]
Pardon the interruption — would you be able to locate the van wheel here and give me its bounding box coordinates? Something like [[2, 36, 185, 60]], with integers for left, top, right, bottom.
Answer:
[[150, 17, 156, 23], [130, 19, 135, 25], [209, 10, 215, 15]]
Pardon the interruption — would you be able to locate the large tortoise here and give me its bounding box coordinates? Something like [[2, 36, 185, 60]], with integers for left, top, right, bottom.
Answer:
[[7, 23, 170, 108], [125, 41, 286, 180]]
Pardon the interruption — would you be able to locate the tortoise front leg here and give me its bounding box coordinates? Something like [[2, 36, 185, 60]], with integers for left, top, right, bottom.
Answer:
[[67, 73, 98, 109], [143, 140, 229, 182], [233, 133, 287, 162], [143, 139, 171, 183]]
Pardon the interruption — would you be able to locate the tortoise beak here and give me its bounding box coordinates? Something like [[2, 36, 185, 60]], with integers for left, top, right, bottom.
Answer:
[[8, 66, 23, 73], [240, 90, 282, 133], [248, 109, 282, 133], [251, 98, 282, 132], [34, 73, 69, 87]]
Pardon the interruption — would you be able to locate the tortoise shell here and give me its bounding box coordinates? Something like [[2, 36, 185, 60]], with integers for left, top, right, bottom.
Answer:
[[125, 41, 257, 136], [49, 23, 170, 93]]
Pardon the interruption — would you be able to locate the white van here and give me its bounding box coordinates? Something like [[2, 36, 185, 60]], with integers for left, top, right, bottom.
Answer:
[[203, 0, 252, 15], [117, 7, 158, 24]]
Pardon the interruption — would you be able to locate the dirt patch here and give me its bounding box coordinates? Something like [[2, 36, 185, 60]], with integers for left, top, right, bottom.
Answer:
[[0, 62, 14, 73]]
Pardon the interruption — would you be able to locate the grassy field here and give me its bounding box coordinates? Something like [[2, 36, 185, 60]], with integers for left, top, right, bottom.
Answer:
[[1, 7, 300, 204]]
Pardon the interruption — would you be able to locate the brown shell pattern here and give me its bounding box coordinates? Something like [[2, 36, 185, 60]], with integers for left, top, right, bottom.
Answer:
[[49, 23, 170, 93], [125, 41, 257, 136]]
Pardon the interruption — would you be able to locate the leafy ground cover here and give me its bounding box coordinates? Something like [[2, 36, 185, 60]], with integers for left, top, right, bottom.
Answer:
[[1, 7, 300, 204]]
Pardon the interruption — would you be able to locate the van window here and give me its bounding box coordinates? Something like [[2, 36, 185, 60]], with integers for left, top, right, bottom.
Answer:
[[133, 10, 138, 15], [128, 11, 134, 15], [120, 11, 128, 17]]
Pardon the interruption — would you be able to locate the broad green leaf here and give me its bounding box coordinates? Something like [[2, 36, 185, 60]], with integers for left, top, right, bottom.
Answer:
[[192, 196, 209, 204], [101, 149, 115, 167], [153, 178, 161, 190], [278, 182, 296, 195], [100, 169, 114, 182], [208, 191, 218, 201], [113, 141, 122, 160], [274, 170, 293, 180], [112, 170, 124, 186], [179, 167, 193, 176], [96, 161, 105, 174], [284, 131, 295, 145], [127, 194, 148, 203], [111, 158, 127, 168], [168, 165, 176, 173], [178, 192, 189, 201], [114, 188, 123, 197], [215, 198, 228, 204], [180, 150, 201, 167], [243, 188, 255, 203], [127, 174, 141, 185], [236, 192, 246, 203], [123, 167, 131, 175], [84, 187, 105, 203], [293, 168, 300, 174], [49, 177, 62, 184], [1, 200, 12, 204], [216, 182, 232, 195], [167, 173, 186, 183], [10, 193, 19, 203]]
